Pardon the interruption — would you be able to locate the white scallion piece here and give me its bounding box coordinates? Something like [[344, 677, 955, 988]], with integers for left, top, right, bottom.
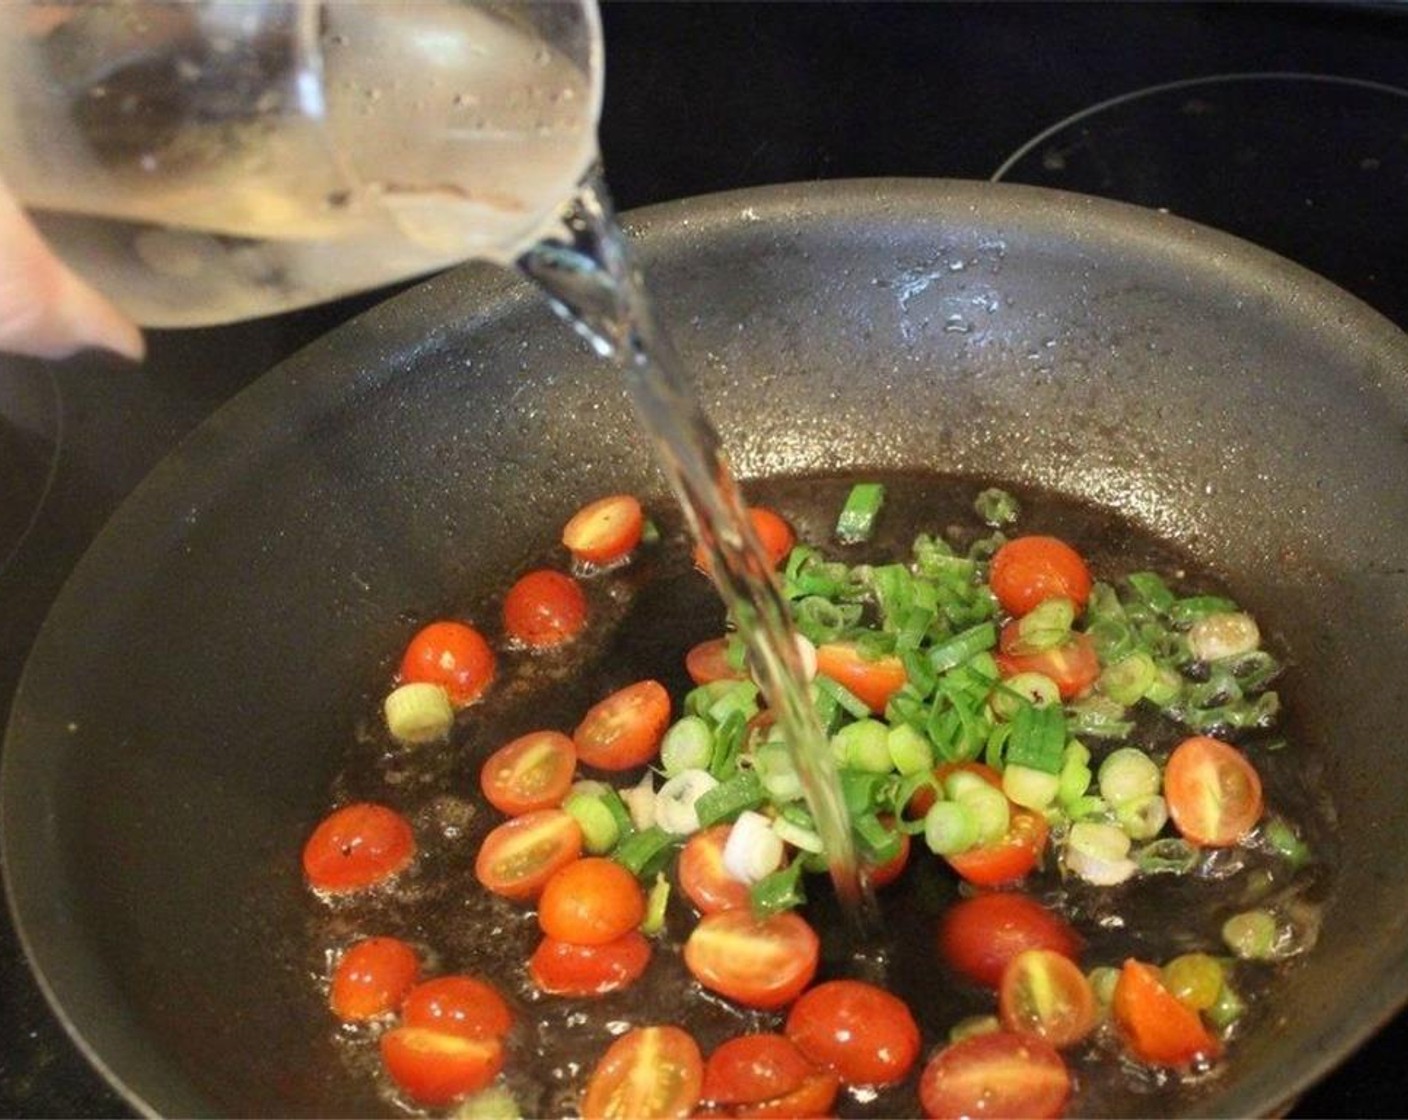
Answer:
[[771, 816, 824, 853], [1188, 611, 1261, 662], [383, 682, 454, 745], [654, 769, 719, 835], [1065, 821, 1138, 885], [722, 810, 785, 883], [621, 771, 657, 831]]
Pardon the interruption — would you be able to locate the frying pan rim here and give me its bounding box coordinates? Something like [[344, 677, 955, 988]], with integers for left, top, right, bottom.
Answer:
[[5, 177, 1408, 1117]]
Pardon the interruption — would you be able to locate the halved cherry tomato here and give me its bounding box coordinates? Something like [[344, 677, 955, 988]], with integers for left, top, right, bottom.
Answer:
[[329, 937, 420, 1021], [937, 892, 1082, 989], [694, 507, 796, 574], [999, 949, 1098, 1048], [302, 802, 415, 894], [918, 1031, 1070, 1120], [474, 809, 583, 902], [503, 569, 588, 648], [399, 620, 496, 708], [401, 975, 513, 1040], [679, 824, 753, 914], [733, 1070, 840, 1119], [1112, 958, 1222, 1066], [529, 931, 653, 997], [380, 1027, 503, 1107], [686, 637, 746, 685], [684, 910, 819, 1010], [989, 535, 1092, 617], [1164, 735, 1264, 847], [702, 1033, 814, 1106], [862, 817, 911, 890], [582, 1025, 704, 1120], [947, 806, 1050, 887], [814, 642, 908, 714], [996, 625, 1099, 700], [574, 679, 672, 770], [479, 730, 577, 816], [538, 857, 646, 945], [785, 980, 920, 1087], [563, 494, 645, 567]]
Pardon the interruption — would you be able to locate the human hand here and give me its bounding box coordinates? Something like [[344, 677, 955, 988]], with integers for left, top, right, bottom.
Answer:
[[0, 175, 144, 362]]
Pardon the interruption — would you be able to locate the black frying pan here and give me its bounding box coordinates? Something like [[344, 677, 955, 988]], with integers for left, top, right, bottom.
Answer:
[[5, 180, 1408, 1117]]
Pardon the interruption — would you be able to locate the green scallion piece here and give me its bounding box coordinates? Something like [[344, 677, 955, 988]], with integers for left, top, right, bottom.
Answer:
[[1005, 703, 1067, 775], [1127, 572, 1176, 613], [840, 769, 891, 816], [949, 1015, 1002, 1044], [887, 722, 934, 776], [1098, 650, 1157, 706], [1205, 976, 1247, 1030], [1134, 836, 1199, 875], [1169, 594, 1240, 627], [613, 826, 679, 878], [708, 709, 749, 781], [1065, 695, 1136, 739], [973, 487, 1021, 528], [927, 621, 998, 674], [695, 770, 766, 828], [1087, 966, 1120, 1008], [640, 873, 670, 936], [660, 716, 714, 776], [814, 674, 873, 720], [924, 799, 979, 855], [1009, 598, 1076, 654], [749, 858, 808, 916], [853, 812, 902, 864], [1222, 908, 1281, 961], [1263, 815, 1311, 870], [836, 482, 886, 545], [832, 718, 893, 774], [599, 787, 637, 843], [563, 791, 622, 854]]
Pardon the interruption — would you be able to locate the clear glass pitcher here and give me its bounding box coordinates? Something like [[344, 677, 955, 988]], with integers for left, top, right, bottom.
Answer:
[[0, 1, 603, 327]]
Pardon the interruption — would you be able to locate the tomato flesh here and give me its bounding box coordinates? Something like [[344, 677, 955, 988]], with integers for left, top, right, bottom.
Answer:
[[538, 857, 646, 946], [1112, 959, 1222, 1066], [947, 805, 1049, 887], [702, 1033, 813, 1106], [919, 1030, 1070, 1120], [401, 975, 513, 1040], [302, 802, 415, 894], [480, 730, 577, 816], [1164, 735, 1264, 847], [684, 910, 819, 1011], [686, 637, 746, 685], [785, 980, 920, 1087], [474, 809, 583, 902], [563, 494, 645, 567], [530, 932, 653, 996], [380, 1027, 503, 1107], [503, 568, 588, 648], [574, 680, 672, 770], [329, 937, 420, 1020], [732, 1070, 840, 1119], [582, 1025, 704, 1120], [679, 824, 753, 914], [999, 949, 1098, 1048], [989, 536, 1092, 617], [399, 620, 496, 707], [938, 892, 1083, 989]]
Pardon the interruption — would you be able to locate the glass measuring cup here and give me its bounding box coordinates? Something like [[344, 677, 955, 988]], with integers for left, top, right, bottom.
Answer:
[[0, 1, 603, 327]]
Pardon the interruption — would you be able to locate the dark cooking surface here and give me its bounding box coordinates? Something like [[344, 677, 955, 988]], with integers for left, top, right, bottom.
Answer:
[[2, 3, 1406, 1116]]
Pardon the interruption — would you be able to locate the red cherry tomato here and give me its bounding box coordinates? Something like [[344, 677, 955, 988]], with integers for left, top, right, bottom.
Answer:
[[503, 569, 588, 648], [996, 626, 1099, 700], [582, 1025, 704, 1120], [702, 1033, 814, 1106], [562, 494, 645, 567], [989, 536, 1092, 617], [686, 637, 746, 685], [948, 806, 1050, 888], [329, 937, 420, 1021], [538, 857, 646, 946], [1112, 959, 1222, 1066], [401, 975, 513, 1041], [863, 818, 911, 890], [529, 932, 653, 997], [999, 949, 1098, 1048], [474, 809, 583, 902], [785, 980, 921, 1087], [814, 642, 909, 714], [302, 802, 415, 894], [684, 910, 820, 1011], [678, 824, 753, 914], [732, 1070, 840, 1119], [379, 1027, 504, 1107], [695, 507, 796, 573], [479, 730, 577, 817], [399, 620, 496, 707], [937, 892, 1083, 989], [1164, 735, 1264, 847], [918, 1031, 1070, 1120], [573, 679, 672, 770]]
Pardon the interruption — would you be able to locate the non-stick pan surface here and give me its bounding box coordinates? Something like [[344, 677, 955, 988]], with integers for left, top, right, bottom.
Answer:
[[5, 180, 1408, 1117]]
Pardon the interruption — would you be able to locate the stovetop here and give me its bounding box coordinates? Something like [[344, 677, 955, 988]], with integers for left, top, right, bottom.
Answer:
[[3, 3, 1407, 1115]]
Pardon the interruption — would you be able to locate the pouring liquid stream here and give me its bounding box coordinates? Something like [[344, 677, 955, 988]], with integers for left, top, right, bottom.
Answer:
[[518, 173, 878, 935]]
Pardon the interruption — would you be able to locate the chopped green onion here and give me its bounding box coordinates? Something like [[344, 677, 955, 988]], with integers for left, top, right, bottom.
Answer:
[[794, 596, 861, 644], [1115, 793, 1168, 841], [1263, 815, 1311, 870], [1143, 665, 1184, 707], [840, 769, 891, 816], [1098, 748, 1161, 807], [613, 826, 679, 878], [1188, 611, 1261, 662], [1134, 837, 1199, 875], [1161, 953, 1224, 1011], [928, 622, 998, 674], [453, 1085, 522, 1120], [973, 487, 1021, 527], [655, 770, 720, 835], [814, 674, 873, 720], [1008, 598, 1076, 654], [1064, 821, 1136, 885], [1064, 695, 1136, 739], [1169, 594, 1240, 627], [639, 519, 661, 546], [1003, 763, 1061, 810], [707, 709, 749, 781], [771, 815, 824, 853], [660, 716, 713, 776], [749, 858, 808, 916], [640, 873, 670, 936], [1065, 794, 1113, 823], [1087, 966, 1120, 1008], [754, 740, 804, 802], [1057, 757, 1093, 808], [836, 482, 886, 545], [1205, 975, 1247, 1030], [1127, 572, 1176, 613], [886, 722, 934, 776], [599, 787, 637, 843], [383, 682, 455, 745], [563, 791, 622, 854], [722, 810, 785, 882], [1098, 650, 1156, 706], [990, 673, 1060, 720], [924, 800, 979, 855], [695, 770, 766, 828], [854, 813, 903, 864], [831, 719, 892, 774], [958, 783, 1010, 846], [1222, 908, 1281, 961], [1005, 703, 1067, 775], [707, 681, 760, 725]]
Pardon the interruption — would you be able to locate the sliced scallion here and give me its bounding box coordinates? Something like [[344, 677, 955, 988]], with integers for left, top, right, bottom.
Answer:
[[563, 791, 621, 854], [1005, 702, 1067, 775], [928, 622, 998, 674], [1003, 762, 1061, 811], [1222, 908, 1281, 961], [660, 716, 713, 776], [640, 873, 670, 936], [836, 482, 886, 545], [973, 487, 1021, 527], [1009, 598, 1076, 654], [887, 722, 934, 776], [771, 815, 824, 854], [924, 799, 979, 856], [958, 783, 1010, 846], [749, 858, 808, 916], [1134, 836, 1199, 875], [613, 826, 679, 878], [831, 719, 892, 774], [383, 682, 455, 745], [1098, 650, 1157, 706], [1097, 747, 1161, 807], [694, 770, 766, 828], [1115, 793, 1169, 841]]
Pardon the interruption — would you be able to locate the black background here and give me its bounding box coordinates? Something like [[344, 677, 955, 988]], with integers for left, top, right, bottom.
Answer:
[[2, 3, 1407, 1115]]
